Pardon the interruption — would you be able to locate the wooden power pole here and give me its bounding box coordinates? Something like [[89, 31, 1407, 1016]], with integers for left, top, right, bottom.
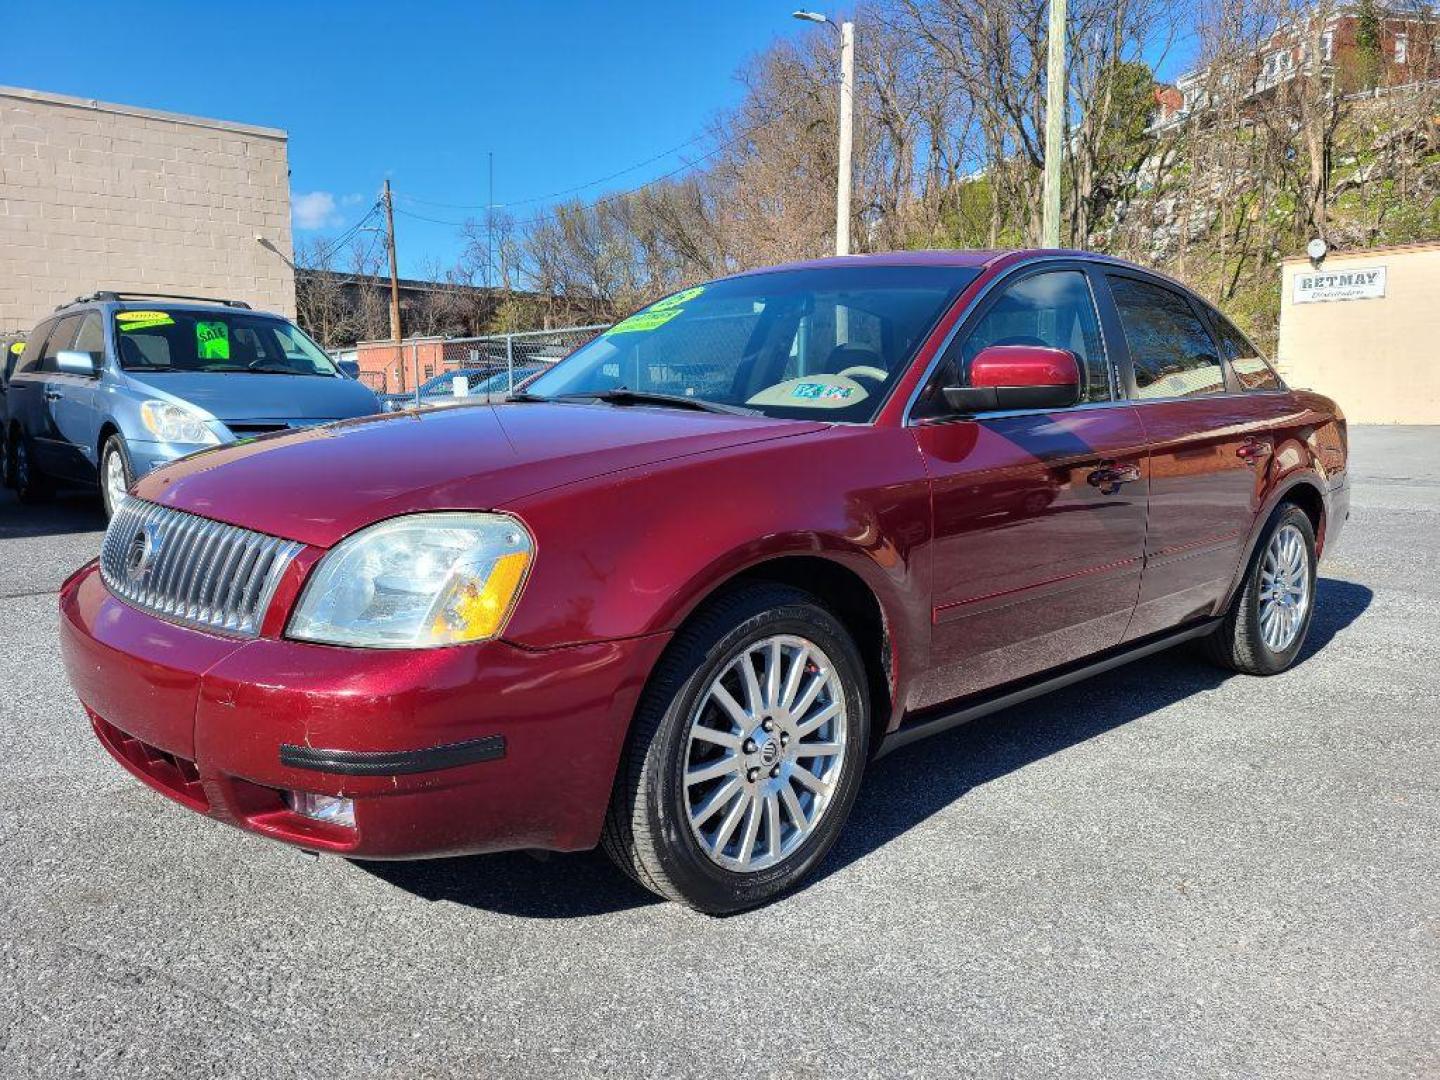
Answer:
[[382, 178, 402, 342], [1041, 0, 1067, 248]]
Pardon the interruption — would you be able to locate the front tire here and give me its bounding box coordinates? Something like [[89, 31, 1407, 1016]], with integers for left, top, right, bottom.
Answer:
[[1204, 504, 1317, 675], [99, 435, 134, 519], [603, 584, 870, 914]]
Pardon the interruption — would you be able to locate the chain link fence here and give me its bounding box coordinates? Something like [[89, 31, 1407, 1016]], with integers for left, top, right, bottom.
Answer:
[[368, 324, 607, 405], [439, 325, 606, 391]]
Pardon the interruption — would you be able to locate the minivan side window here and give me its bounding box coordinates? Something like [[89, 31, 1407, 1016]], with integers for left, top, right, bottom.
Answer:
[[39, 316, 82, 373], [15, 320, 56, 374], [1108, 276, 1225, 399], [71, 313, 106, 369], [1211, 311, 1282, 390]]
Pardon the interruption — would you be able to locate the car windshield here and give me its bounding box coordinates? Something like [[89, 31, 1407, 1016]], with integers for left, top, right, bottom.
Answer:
[[113, 309, 339, 376], [523, 266, 977, 422]]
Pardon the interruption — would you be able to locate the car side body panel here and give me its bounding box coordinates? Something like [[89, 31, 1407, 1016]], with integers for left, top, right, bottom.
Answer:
[[910, 405, 1150, 706], [500, 424, 935, 732]]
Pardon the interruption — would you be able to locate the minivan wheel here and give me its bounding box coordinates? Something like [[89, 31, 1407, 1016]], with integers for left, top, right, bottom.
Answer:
[[100, 435, 134, 519], [603, 583, 869, 914], [12, 436, 51, 504], [1204, 504, 1317, 675]]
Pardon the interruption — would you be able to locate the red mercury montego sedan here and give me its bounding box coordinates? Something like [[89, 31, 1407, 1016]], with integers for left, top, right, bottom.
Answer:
[[59, 251, 1349, 913]]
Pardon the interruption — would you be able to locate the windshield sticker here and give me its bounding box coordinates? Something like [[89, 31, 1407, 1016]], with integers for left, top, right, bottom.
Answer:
[[792, 382, 855, 400], [649, 285, 704, 312], [196, 319, 231, 360], [116, 311, 175, 332], [603, 285, 707, 336], [605, 308, 683, 336], [9, 342, 23, 355]]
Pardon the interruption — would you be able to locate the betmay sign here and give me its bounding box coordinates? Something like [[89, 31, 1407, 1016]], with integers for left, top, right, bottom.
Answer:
[[1293, 266, 1387, 304]]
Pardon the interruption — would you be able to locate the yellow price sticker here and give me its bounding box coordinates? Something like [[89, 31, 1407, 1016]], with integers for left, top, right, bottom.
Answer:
[[117, 310, 175, 332], [604, 286, 705, 336]]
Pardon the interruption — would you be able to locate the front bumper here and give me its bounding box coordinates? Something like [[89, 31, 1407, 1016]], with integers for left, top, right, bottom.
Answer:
[[60, 562, 668, 858], [125, 438, 211, 480]]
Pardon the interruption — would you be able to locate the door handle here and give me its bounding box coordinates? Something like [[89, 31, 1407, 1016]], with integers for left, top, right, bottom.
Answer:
[[1237, 438, 1273, 465], [1087, 461, 1141, 495], [43, 390, 63, 402]]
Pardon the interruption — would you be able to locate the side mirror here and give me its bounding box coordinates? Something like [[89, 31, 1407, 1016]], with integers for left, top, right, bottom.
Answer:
[[55, 349, 98, 376], [943, 345, 1081, 413]]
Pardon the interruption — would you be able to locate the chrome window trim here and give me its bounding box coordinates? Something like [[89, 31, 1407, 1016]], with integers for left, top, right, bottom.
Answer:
[[911, 387, 1297, 428]]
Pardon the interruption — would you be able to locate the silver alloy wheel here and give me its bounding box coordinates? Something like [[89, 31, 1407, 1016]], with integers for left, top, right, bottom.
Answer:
[[103, 446, 128, 513], [1259, 522, 1310, 652], [683, 634, 848, 871]]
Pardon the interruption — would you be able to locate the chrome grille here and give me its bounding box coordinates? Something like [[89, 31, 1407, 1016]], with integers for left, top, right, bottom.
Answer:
[[100, 498, 303, 637]]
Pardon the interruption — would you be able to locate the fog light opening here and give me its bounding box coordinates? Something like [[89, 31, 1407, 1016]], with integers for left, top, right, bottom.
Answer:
[[285, 790, 356, 829]]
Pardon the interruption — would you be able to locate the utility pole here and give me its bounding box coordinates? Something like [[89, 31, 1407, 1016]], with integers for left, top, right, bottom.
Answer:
[[1041, 0, 1067, 248], [836, 19, 854, 256], [382, 178, 402, 342]]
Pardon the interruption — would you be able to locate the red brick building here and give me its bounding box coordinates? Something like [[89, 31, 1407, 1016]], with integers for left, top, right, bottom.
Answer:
[[1154, 3, 1440, 127]]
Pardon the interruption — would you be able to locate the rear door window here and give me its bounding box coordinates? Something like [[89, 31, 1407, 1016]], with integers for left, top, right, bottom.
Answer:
[[1108, 276, 1225, 399], [39, 316, 82, 373], [15, 320, 56, 374], [1211, 312, 1282, 390]]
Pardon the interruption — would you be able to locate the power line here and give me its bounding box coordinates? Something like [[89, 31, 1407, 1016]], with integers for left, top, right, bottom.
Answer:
[[395, 128, 721, 213], [391, 101, 804, 233], [307, 200, 383, 265]]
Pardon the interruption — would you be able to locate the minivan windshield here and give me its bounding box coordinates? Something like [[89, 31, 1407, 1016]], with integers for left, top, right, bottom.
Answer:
[[113, 309, 339, 377], [523, 266, 977, 422]]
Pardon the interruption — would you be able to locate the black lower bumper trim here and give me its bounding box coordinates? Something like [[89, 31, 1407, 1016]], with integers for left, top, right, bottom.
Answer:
[[279, 734, 506, 776]]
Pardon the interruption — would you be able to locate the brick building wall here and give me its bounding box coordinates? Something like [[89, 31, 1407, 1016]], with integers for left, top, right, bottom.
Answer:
[[0, 85, 295, 336]]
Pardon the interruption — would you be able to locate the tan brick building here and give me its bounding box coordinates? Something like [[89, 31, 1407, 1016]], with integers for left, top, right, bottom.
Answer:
[[1277, 242, 1440, 424], [0, 85, 295, 337]]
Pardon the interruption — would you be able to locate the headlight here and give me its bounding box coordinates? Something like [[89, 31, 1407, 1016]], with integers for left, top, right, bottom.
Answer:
[[288, 512, 534, 648], [140, 400, 219, 444]]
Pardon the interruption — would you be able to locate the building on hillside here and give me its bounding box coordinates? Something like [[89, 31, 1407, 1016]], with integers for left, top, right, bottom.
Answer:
[[0, 85, 294, 336], [1277, 241, 1440, 424], [1152, 3, 1440, 129]]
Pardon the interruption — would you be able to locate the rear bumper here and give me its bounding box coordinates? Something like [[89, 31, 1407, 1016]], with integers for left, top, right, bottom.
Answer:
[[60, 561, 668, 858], [1323, 473, 1350, 557]]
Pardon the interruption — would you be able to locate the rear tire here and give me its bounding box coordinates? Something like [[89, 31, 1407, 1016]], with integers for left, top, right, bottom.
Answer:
[[1204, 504, 1316, 675], [11, 434, 51, 504], [603, 583, 869, 914]]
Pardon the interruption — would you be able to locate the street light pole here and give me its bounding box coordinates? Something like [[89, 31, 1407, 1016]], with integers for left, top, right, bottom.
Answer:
[[836, 19, 854, 256], [1041, 0, 1067, 248], [794, 11, 855, 257]]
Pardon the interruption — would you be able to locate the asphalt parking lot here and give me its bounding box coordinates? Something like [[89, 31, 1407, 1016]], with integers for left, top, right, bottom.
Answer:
[[0, 426, 1435, 1080]]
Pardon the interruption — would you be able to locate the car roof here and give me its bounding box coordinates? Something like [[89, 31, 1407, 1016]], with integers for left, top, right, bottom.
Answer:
[[44, 299, 285, 321], [731, 248, 1156, 276], [108, 299, 284, 319]]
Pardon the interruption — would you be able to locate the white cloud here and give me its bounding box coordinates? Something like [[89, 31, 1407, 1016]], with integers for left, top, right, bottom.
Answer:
[[340, 192, 365, 207], [292, 191, 343, 230]]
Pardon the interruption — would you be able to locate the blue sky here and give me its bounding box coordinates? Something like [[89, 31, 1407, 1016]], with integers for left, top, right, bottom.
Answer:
[[1, 0, 795, 276], [2, 2, 1195, 278]]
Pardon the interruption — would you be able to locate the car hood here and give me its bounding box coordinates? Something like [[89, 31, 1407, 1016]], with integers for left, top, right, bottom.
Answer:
[[126, 371, 380, 421], [134, 401, 826, 547]]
